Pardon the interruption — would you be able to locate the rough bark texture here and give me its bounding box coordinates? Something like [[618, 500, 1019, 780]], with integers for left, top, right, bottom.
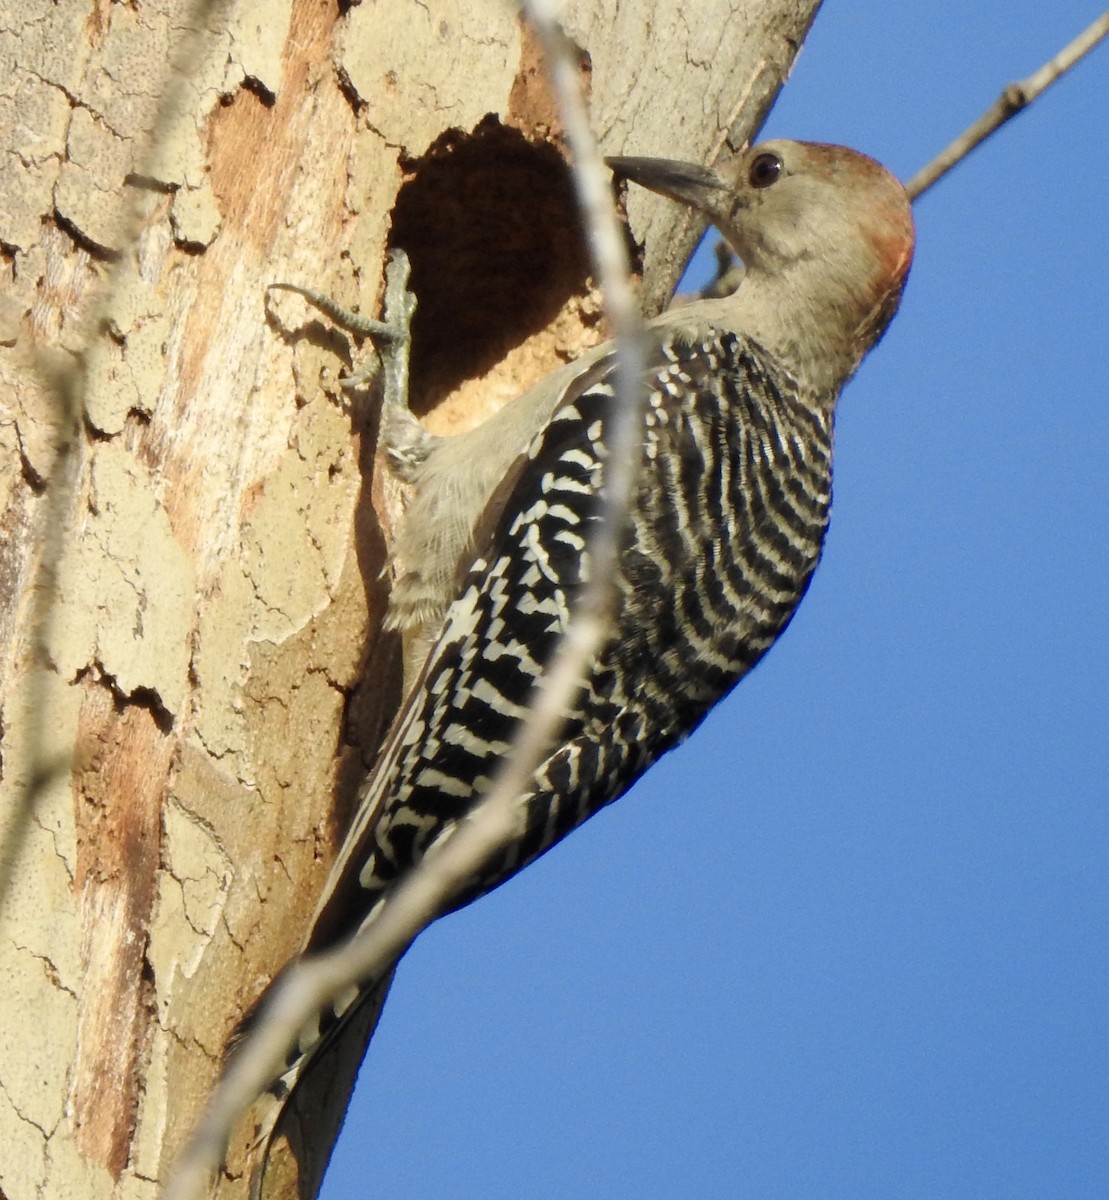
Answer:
[[0, 1, 820, 1198]]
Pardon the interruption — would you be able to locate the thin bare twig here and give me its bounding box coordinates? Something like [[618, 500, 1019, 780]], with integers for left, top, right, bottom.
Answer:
[[906, 11, 1109, 200], [163, 1, 645, 1195], [514, 0, 647, 685]]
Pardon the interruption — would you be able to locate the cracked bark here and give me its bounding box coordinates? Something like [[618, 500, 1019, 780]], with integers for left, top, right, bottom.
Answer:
[[0, 1, 821, 1198]]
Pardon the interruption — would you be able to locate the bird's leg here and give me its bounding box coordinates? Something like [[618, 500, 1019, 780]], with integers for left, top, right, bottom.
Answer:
[[268, 249, 432, 481]]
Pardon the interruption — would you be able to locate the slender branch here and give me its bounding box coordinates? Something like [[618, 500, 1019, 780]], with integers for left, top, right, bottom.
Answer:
[[163, 2, 645, 1196], [906, 11, 1109, 200], [163, 609, 609, 1200], [516, 0, 646, 650]]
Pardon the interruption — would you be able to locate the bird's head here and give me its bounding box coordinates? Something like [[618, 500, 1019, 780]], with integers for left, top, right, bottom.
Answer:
[[609, 140, 915, 389]]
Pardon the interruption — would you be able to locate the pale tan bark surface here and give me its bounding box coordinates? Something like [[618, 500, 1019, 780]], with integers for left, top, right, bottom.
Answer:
[[0, 2, 820, 1197]]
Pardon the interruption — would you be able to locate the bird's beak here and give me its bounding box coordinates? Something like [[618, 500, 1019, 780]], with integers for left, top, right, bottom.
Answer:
[[606, 156, 732, 222]]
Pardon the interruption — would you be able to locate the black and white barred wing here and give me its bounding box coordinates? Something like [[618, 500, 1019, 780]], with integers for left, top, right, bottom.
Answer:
[[305, 328, 833, 959], [304, 357, 621, 956]]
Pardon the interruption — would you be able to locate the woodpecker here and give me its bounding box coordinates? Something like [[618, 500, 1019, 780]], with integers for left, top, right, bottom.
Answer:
[[248, 139, 914, 1188]]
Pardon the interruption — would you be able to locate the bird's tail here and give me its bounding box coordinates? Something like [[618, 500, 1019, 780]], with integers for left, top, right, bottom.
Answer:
[[229, 971, 395, 1200]]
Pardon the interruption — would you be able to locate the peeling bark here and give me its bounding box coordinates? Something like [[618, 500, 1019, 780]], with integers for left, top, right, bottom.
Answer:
[[0, 2, 821, 1198]]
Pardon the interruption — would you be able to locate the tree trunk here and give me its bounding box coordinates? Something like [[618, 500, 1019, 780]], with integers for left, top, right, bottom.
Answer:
[[0, 1, 821, 1197]]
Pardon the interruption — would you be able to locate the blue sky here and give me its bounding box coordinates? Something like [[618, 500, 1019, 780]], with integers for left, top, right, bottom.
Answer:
[[323, 5, 1108, 1198]]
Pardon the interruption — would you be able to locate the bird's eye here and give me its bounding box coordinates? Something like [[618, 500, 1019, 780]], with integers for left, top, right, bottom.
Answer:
[[748, 152, 782, 189]]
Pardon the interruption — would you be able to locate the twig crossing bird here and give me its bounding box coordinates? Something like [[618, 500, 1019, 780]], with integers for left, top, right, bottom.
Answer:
[[246, 138, 914, 1196]]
